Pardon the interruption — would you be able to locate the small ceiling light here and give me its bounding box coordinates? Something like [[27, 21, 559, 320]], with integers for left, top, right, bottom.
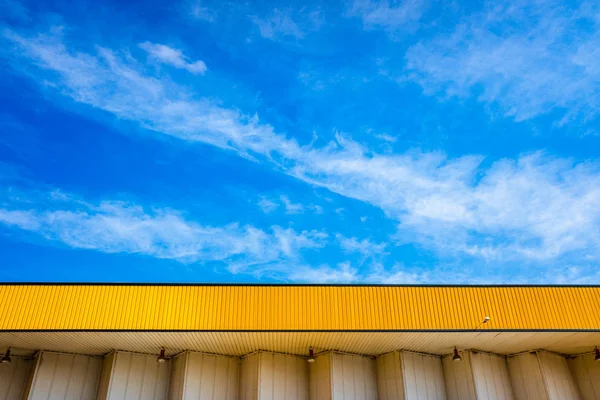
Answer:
[[307, 347, 316, 363], [1, 348, 11, 364], [452, 347, 462, 362], [595, 347, 600, 362], [156, 348, 168, 364], [483, 316, 490, 324]]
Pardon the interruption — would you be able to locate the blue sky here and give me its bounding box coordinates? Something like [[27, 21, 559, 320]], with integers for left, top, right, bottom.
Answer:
[[0, 0, 599, 283]]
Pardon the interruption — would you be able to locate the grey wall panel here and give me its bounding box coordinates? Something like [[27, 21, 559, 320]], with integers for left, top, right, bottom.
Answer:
[[27, 352, 102, 400], [376, 352, 405, 400], [0, 356, 33, 400], [309, 353, 331, 400], [168, 353, 187, 400], [537, 352, 581, 400], [569, 353, 600, 400], [240, 353, 259, 400], [508, 353, 548, 400], [330, 352, 377, 400], [470, 352, 514, 400], [258, 352, 308, 400], [96, 353, 115, 400], [402, 351, 446, 400], [443, 352, 477, 400], [183, 352, 239, 400], [98, 351, 170, 400], [240, 352, 307, 400]]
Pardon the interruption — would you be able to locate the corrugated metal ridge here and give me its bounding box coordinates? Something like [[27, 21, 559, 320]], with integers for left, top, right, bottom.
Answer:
[[0, 285, 599, 331], [2, 283, 600, 287]]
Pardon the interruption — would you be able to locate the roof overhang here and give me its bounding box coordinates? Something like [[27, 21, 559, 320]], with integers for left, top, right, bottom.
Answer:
[[1, 284, 599, 358]]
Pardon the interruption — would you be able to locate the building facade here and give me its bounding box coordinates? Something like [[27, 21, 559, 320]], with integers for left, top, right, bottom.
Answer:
[[0, 284, 599, 399]]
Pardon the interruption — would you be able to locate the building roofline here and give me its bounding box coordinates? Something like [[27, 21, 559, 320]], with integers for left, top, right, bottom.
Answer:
[[1, 282, 600, 288]]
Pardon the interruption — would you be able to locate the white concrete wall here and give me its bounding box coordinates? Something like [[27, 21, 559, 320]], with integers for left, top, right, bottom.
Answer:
[[443, 352, 477, 400], [240, 352, 308, 400], [27, 351, 102, 400], [168, 352, 239, 400], [470, 352, 514, 400], [309, 352, 332, 400], [97, 351, 171, 400], [258, 352, 308, 400], [402, 351, 446, 400], [569, 353, 600, 400], [376, 351, 405, 400], [0, 356, 33, 400], [310, 352, 377, 400], [508, 353, 548, 400], [537, 351, 581, 400], [330, 352, 377, 400]]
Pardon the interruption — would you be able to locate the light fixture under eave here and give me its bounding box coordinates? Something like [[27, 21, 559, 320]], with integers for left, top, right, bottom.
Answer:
[[595, 347, 600, 362], [307, 347, 316, 363], [156, 348, 168, 364], [1, 348, 11, 364], [452, 347, 462, 362], [483, 316, 490, 324]]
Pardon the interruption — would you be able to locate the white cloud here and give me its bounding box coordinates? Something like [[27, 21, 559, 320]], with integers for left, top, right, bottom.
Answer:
[[336, 234, 387, 260], [187, 0, 215, 22], [258, 195, 322, 215], [283, 261, 438, 284], [297, 141, 600, 262], [0, 191, 325, 266], [258, 197, 278, 213], [405, 0, 600, 123], [4, 26, 600, 274], [251, 8, 322, 41], [280, 195, 304, 214], [252, 9, 304, 40], [287, 262, 359, 283], [348, 0, 424, 30], [140, 42, 207, 74], [374, 133, 397, 143], [2, 28, 292, 158]]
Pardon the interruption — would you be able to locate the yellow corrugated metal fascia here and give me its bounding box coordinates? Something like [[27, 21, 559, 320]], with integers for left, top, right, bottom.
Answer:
[[0, 285, 599, 331]]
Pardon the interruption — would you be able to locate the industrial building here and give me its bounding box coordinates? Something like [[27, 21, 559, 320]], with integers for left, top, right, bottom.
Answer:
[[1, 284, 599, 399]]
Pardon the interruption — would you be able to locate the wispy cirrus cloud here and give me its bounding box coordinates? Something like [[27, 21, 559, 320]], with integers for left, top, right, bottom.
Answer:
[[405, 0, 600, 124], [251, 8, 323, 41], [0, 189, 326, 267], [336, 234, 387, 265], [140, 41, 207, 75], [257, 194, 323, 215], [3, 24, 600, 281], [348, 0, 425, 31], [186, 0, 215, 22]]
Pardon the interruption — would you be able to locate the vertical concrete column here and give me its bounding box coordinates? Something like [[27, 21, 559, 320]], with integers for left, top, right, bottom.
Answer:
[[376, 351, 405, 400], [24, 351, 103, 400], [309, 351, 377, 400], [401, 351, 446, 400], [442, 351, 477, 400], [469, 352, 514, 399], [96, 351, 171, 400], [308, 352, 331, 400], [443, 351, 514, 400], [568, 352, 600, 400], [536, 351, 581, 399], [240, 351, 308, 400], [508, 351, 581, 400], [376, 351, 446, 400], [0, 353, 34, 400], [169, 351, 239, 400]]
